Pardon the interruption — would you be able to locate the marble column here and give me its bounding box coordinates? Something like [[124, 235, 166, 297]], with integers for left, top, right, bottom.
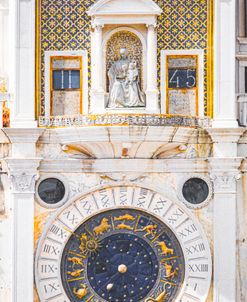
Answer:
[[209, 158, 242, 302], [9, 0, 37, 128], [5, 159, 41, 302], [95, 25, 104, 91], [146, 24, 159, 113], [2, 128, 43, 302], [90, 24, 105, 113], [213, 0, 238, 127], [207, 128, 244, 302]]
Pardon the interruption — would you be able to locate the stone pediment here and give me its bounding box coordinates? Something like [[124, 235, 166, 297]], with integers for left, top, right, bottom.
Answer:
[[88, 0, 162, 17]]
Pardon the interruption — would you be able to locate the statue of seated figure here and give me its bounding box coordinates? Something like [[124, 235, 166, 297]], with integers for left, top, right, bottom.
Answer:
[[107, 48, 145, 108]]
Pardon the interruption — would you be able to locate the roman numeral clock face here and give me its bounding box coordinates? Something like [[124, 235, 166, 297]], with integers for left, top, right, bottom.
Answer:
[[35, 185, 212, 302]]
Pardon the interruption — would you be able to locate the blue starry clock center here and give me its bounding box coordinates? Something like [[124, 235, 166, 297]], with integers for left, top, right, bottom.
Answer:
[[87, 233, 159, 302]]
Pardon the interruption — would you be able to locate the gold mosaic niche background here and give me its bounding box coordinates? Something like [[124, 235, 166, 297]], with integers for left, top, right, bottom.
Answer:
[[36, 0, 213, 117]]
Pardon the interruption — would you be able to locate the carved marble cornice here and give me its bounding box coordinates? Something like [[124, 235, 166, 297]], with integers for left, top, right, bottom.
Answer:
[[4, 158, 42, 194]]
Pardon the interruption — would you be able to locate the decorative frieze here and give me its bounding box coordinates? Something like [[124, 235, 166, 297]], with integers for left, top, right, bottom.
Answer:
[[39, 114, 211, 128]]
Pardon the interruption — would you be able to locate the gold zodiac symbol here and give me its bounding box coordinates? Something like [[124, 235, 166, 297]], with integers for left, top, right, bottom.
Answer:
[[93, 218, 111, 235], [114, 214, 135, 221], [79, 232, 100, 255], [156, 241, 174, 255], [163, 263, 178, 279], [68, 257, 84, 267], [139, 224, 157, 238], [79, 233, 88, 253], [80, 233, 89, 241], [145, 289, 166, 302], [73, 284, 88, 299], [67, 268, 84, 277], [116, 223, 133, 231]]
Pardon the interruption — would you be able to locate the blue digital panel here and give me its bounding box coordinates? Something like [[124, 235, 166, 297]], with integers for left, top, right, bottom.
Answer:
[[168, 68, 196, 89]]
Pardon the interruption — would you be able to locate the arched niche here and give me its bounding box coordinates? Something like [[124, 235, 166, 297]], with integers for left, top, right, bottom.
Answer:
[[87, 0, 162, 114], [103, 27, 147, 93]]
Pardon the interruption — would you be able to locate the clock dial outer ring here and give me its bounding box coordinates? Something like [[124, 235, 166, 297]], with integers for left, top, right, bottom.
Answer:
[[35, 183, 212, 302]]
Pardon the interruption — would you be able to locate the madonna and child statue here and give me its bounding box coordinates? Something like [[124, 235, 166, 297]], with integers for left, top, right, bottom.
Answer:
[[107, 48, 145, 108]]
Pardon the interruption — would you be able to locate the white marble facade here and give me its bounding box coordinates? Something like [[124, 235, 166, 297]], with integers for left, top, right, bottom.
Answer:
[[0, 1, 247, 302]]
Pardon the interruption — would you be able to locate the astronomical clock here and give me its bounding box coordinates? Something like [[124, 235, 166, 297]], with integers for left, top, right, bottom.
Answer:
[[35, 185, 212, 302]]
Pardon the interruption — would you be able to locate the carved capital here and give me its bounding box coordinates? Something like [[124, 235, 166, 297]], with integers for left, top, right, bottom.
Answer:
[[210, 172, 241, 193], [92, 23, 104, 31], [146, 23, 157, 30], [4, 158, 42, 194], [10, 173, 37, 193], [209, 158, 243, 193]]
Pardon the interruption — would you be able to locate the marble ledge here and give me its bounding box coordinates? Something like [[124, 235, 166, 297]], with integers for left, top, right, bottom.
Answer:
[[39, 158, 210, 173]]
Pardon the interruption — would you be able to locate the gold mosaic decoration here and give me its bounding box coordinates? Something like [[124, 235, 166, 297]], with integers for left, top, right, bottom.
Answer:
[[36, 0, 213, 116], [106, 31, 143, 91]]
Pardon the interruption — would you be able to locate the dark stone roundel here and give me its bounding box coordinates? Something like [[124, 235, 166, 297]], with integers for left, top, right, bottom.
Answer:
[[38, 178, 65, 204], [182, 177, 209, 205]]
